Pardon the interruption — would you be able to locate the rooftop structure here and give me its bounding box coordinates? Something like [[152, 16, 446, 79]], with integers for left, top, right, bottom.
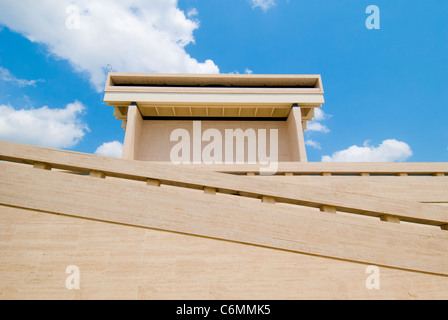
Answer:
[[104, 73, 325, 163]]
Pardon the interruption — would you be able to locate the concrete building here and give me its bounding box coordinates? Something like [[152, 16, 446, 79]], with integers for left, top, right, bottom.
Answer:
[[0, 73, 447, 299]]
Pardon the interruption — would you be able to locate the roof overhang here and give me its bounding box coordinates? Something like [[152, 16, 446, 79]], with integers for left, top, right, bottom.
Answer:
[[103, 73, 325, 129]]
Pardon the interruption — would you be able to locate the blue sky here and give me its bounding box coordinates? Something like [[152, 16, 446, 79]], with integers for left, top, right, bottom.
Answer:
[[0, 0, 446, 162]]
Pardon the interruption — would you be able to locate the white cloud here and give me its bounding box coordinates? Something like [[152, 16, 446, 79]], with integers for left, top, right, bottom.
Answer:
[[0, 1, 219, 92], [307, 122, 330, 133], [313, 108, 330, 121], [306, 108, 331, 133], [322, 139, 413, 162], [305, 139, 321, 150], [187, 8, 198, 18], [304, 108, 331, 151], [244, 68, 253, 74], [0, 66, 43, 87], [251, 0, 276, 12], [0, 101, 89, 148], [95, 141, 123, 158]]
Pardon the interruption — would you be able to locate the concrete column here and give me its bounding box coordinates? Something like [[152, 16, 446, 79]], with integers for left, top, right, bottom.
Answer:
[[122, 103, 143, 160], [286, 105, 307, 162]]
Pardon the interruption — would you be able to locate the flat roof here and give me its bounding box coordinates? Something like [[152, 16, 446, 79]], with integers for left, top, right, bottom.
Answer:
[[106, 73, 323, 91], [103, 73, 325, 130]]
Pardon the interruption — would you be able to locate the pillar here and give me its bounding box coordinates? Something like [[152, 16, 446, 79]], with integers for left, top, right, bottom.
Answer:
[[286, 105, 307, 162], [122, 103, 143, 160]]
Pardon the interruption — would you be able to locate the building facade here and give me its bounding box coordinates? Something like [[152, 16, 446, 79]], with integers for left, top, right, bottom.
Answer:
[[0, 73, 447, 299]]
